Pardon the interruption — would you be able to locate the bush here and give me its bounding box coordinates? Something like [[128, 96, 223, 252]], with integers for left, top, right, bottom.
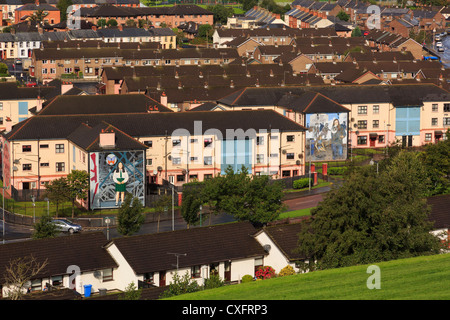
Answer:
[[203, 272, 224, 290], [278, 265, 295, 277], [241, 274, 254, 283], [255, 266, 276, 280], [159, 271, 201, 298], [327, 167, 348, 176], [293, 178, 311, 189]]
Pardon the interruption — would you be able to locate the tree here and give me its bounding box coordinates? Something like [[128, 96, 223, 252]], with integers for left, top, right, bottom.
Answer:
[[152, 194, 172, 232], [184, 166, 286, 226], [119, 282, 142, 300], [181, 184, 203, 229], [29, 10, 49, 23], [106, 19, 118, 27], [56, 0, 73, 22], [3, 255, 48, 300], [351, 26, 362, 37], [296, 151, 441, 270], [336, 10, 349, 22], [198, 24, 213, 40], [97, 19, 107, 28], [207, 4, 234, 25], [66, 170, 89, 218], [420, 130, 450, 196], [32, 215, 58, 239], [125, 19, 136, 27], [44, 177, 70, 217], [117, 193, 145, 236]]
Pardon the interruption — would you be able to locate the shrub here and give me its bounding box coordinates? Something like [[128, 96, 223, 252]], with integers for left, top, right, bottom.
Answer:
[[203, 272, 224, 290], [255, 266, 276, 280], [241, 274, 254, 283], [293, 178, 311, 189], [327, 167, 348, 176], [278, 265, 296, 277]]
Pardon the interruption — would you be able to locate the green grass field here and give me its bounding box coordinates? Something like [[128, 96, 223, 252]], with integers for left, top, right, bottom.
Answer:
[[164, 253, 450, 300], [279, 207, 313, 219]]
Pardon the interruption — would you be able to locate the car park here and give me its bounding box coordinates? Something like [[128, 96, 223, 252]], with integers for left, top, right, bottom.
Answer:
[[51, 219, 82, 233]]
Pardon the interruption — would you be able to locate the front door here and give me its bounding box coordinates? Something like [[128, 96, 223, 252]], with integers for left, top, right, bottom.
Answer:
[[224, 261, 231, 282], [370, 137, 376, 147], [159, 271, 166, 287]]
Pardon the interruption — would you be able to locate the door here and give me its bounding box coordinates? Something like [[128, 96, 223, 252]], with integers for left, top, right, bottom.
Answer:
[[159, 271, 166, 287], [408, 135, 413, 147], [224, 261, 231, 282], [22, 182, 30, 190], [370, 137, 376, 147]]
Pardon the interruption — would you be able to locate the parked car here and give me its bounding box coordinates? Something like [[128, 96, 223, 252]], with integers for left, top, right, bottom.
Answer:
[[51, 219, 82, 233], [438, 46, 445, 52], [436, 41, 443, 47]]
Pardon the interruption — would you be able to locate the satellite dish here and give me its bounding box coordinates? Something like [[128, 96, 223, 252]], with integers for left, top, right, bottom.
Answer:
[[282, 150, 287, 154], [296, 160, 301, 165], [263, 244, 271, 253], [153, 170, 158, 175], [93, 270, 102, 279]]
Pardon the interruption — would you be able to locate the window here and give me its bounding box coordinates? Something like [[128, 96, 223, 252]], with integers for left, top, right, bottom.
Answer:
[[22, 145, 31, 152], [191, 265, 201, 278], [0, 102, 3, 110], [22, 164, 31, 171], [204, 138, 213, 148], [425, 133, 432, 141], [357, 120, 367, 129], [165, 59, 171, 65], [254, 256, 263, 273], [432, 104, 438, 112], [190, 156, 198, 162], [357, 136, 367, 145], [102, 269, 113, 282], [204, 174, 212, 180], [31, 279, 42, 292], [431, 118, 438, 126], [42, 68, 47, 74], [176, 174, 185, 182], [144, 140, 153, 147], [204, 156, 212, 165], [55, 144, 64, 153], [373, 105, 379, 114], [172, 139, 181, 147], [358, 105, 368, 115], [270, 153, 278, 158], [444, 118, 450, 126], [50, 68, 56, 74], [256, 136, 264, 145], [56, 162, 65, 172], [51, 276, 63, 287], [444, 104, 450, 112], [146, 159, 153, 166], [40, 163, 49, 167], [286, 153, 295, 160], [172, 157, 181, 165], [256, 154, 264, 164], [144, 272, 154, 284], [282, 170, 291, 177], [40, 144, 49, 149], [378, 135, 385, 143], [286, 135, 295, 142], [372, 120, 379, 129], [64, 68, 72, 74], [190, 138, 198, 143], [0, 117, 3, 125]]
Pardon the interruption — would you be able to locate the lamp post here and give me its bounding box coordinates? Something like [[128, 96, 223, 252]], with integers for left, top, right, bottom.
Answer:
[[2, 185, 9, 245], [44, 197, 49, 216], [31, 194, 36, 223], [171, 183, 174, 231], [199, 205, 202, 227], [385, 123, 391, 156]]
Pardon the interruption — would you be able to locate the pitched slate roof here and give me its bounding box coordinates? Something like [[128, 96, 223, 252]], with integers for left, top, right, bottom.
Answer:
[[107, 222, 266, 274], [37, 94, 172, 116], [5, 109, 307, 142], [0, 232, 117, 280], [257, 222, 307, 261]]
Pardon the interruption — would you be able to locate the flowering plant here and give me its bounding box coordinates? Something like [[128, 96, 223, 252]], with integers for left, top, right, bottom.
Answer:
[[255, 266, 276, 280]]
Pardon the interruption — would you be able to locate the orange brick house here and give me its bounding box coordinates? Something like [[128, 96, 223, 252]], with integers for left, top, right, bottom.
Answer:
[[15, 0, 60, 25]]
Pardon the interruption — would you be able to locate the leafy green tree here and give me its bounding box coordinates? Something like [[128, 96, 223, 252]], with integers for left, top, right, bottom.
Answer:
[[181, 184, 203, 228], [117, 193, 145, 236], [153, 194, 172, 232], [336, 10, 349, 22], [97, 19, 107, 28], [106, 19, 118, 27], [296, 151, 441, 270], [32, 215, 58, 239], [198, 24, 213, 40], [185, 166, 286, 226], [0, 63, 9, 75], [56, 0, 73, 22], [419, 130, 450, 196], [66, 170, 89, 218], [159, 271, 201, 298], [351, 26, 362, 37], [30, 10, 49, 23], [207, 4, 234, 25], [119, 282, 142, 300], [125, 19, 136, 27], [44, 177, 69, 217]]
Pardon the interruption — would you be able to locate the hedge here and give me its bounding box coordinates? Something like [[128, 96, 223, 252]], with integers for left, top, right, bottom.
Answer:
[[293, 178, 311, 189], [327, 167, 348, 175]]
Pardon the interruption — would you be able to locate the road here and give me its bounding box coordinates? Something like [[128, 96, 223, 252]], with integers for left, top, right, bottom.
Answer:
[[0, 192, 325, 242], [435, 34, 450, 68]]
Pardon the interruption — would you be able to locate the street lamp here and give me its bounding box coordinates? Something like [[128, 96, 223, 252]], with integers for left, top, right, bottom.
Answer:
[[2, 185, 9, 245], [199, 205, 202, 227], [30, 194, 36, 223], [44, 197, 49, 216]]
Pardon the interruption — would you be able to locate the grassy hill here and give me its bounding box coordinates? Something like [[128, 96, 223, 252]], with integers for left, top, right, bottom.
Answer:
[[164, 253, 450, 300]]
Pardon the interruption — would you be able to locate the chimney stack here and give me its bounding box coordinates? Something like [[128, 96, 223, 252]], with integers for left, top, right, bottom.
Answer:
[[99, 129, 115, 149], [160, 92, 167, 106]]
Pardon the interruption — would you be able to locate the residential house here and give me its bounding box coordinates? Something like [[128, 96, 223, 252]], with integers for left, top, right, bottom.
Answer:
[[14, 0, 60, 25]]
